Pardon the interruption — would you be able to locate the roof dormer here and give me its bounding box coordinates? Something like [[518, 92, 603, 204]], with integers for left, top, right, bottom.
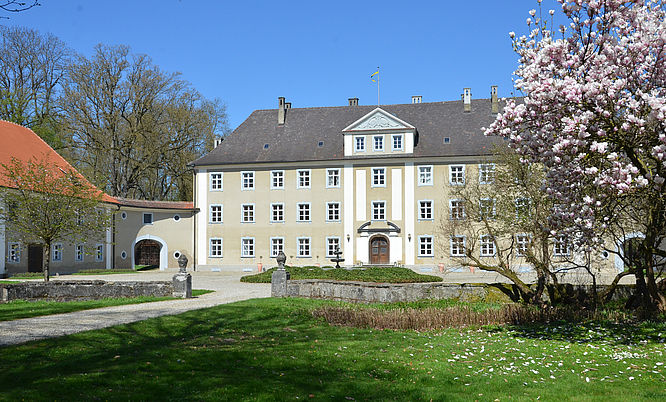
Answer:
[[342, 108, 416, 157]]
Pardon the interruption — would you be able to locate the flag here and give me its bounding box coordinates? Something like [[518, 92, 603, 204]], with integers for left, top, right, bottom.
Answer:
[[370, 70, 379, 83]]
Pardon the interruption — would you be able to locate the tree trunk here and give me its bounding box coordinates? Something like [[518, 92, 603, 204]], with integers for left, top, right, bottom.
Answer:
[[42, 243, 50, 282]]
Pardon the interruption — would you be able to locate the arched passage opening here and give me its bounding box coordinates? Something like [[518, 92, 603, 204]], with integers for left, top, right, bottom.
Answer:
[[132, 235, 168, 270], [369, 235, 389, 265]]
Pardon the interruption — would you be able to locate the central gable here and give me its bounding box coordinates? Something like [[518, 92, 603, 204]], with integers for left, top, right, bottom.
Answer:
[[342, 108, 415, 133]]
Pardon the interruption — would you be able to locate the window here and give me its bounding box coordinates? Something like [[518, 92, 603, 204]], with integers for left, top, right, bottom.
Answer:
[[52, 243, 63, 262], [95, 244, 104, 262], [326, 237, 341, 257], [241, 204, 255, 223], [8, 243, 20, 263], [479, 164, 495, 184], [143, 213, 153, 225], [418, 200, 433, 220], [554, 235, 570, 256], [76, 212, 84, 226], [450, 236, 466, 257], [75, 244, 84, 262], [372, 168, 386, 187], [326, 168, 340, 188], [241, 171, 254, 190], [372, 201, 386, 220], [449, 199, 465, 220], [392, 134, 403, 151], [297, 169, 311, 189], [270, 237, 284, 257], [210, 172, 223, 191], [209, 238, 223, 257], [271, 203, 284, 222], [241, 238, 255, 258], [355, 136, 365, 152], [418, 236, 434, 257], [210, 205, 223, 223], [515, 198, 531, 219], [418, 165, 433, 186], [373, 135, 384, 151], [516, 234, 530, 256], [480, 235, 496, 257], [297, 202, 311, 222], [327, 202, 340, 221], [449, 165, 465, 185], [271, 170, 284, 189], [479, 198, 496, 220], [297, 237, 311, 257]]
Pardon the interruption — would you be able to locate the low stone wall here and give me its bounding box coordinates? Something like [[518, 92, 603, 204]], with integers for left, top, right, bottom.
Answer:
[[281, 279, 634, 304], [0, 280, 177, 302]]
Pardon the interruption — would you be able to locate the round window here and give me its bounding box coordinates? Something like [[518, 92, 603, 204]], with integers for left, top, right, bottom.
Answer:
[[174, 251, 181, 259], [121, 251, 127, 259], [121, 212, 127, 220], [174, 214, 181, 222]]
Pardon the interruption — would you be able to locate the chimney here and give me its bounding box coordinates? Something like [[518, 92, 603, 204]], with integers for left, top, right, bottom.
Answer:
[[278, 96, 286, 125], [411, 95, 422, 104], [348, 97, 359, 106], [491, 86, 498, 113], [214, 137, 223, 148], [462, 88, 471, 112], [285, 102, 291, 109]]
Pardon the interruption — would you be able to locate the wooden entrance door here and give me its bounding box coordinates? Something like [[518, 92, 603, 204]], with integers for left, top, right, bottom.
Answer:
[[28, 244, 43, 272], [369, 236, 389, 265], [135, 240, 161, 267]]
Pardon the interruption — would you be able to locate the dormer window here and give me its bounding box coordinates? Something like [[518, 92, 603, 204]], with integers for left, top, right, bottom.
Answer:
[[373, 135, 384, 151], [392, 134, 403, 151], [355, 136, 365, 152]]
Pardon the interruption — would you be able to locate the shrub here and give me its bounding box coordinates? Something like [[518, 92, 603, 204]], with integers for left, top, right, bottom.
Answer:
[[240, 266, 442, 284]]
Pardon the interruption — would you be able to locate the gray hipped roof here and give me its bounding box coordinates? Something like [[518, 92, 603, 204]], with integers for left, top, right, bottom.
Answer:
[[192, 98, 506, 166]]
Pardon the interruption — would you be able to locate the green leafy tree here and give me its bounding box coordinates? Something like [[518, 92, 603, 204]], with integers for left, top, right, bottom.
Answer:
[[0, 155, 112, 281]]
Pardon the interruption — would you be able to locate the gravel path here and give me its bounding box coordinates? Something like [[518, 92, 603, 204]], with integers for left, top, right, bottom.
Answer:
[[0, 271, 270, 347]]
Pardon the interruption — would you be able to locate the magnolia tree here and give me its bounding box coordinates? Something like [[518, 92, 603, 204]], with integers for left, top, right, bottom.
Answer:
[[486, 0, 666, 311]]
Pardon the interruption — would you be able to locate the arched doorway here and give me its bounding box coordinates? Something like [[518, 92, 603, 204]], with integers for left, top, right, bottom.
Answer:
[[369, 235, 389, 265], [135, 240, 161, 268]]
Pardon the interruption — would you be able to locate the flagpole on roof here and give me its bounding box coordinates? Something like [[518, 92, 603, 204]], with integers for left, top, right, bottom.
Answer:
[[371, 67, 380, 106]]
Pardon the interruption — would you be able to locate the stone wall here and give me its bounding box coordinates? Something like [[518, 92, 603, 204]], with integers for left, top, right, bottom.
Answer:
[[0, 280, 177, 302]]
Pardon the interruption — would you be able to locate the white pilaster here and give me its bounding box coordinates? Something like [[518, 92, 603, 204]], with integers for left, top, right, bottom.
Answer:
[[356, 237, 369, 265], [344, 135, 353, 157], [389, 236, 402, 264], [196, 169, 208, 266], [391, 168, 402, 220], [343, 164, 354, 266], [0, 213, 5, 276], [355, 169, 366, 221], [406, 131, 414, 154], [404, 162, 415, 265], [105, 222, 112, 269]]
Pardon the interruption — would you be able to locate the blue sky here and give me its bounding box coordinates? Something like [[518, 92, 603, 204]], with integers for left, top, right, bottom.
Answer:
[[3, 0, 553, 129]]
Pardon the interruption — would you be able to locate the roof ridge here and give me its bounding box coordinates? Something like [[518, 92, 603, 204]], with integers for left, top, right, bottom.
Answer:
[[251, 97, 497, 112]]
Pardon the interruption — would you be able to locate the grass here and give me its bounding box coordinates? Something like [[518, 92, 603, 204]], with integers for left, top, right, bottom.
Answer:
[[0, 289, 214, 321], [0, 297, 663, 401], [241, 265, 442, 284]]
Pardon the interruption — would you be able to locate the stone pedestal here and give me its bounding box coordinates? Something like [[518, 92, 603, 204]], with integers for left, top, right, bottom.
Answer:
[[271, 269, 290, 297], [172, 273, 192, 298]]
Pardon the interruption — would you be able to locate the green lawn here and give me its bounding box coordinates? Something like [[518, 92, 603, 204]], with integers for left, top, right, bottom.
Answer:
[[0, 289, 214, 321], [241, 265, 442, 283], [0, 297, 663, 401]]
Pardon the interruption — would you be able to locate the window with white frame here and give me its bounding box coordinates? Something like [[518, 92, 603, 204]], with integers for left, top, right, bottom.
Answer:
[[241, 171, 254, 190], [450, 236, 466, 256], [271, 203, 284, 222], [449, 199, 465, 220], [271, 170, 284, 189], [297, 169, 311, 188], [326, 237, 341, 257], [8, 242, 20, 263], [210, 172, 223, 191], [210, 204, 223, 223], [372, 168, 386, 187], [241, 204, 255, 223], [76, 211, 84, 226], [355, 136, 365, 152], [372, 201, 386, 220], [75, 244, 84, 262], [373, 135, 384, 151], [418, 235, 434, 257], [241, 238, 255, 257], [297, 203, 311, 222], [52, 243, 63, 261], [209, 238, 223, 257], [327, 202, 340, 221], [479, 164, 495, 184], [554, 235, 570, 256], [418, 200, 433, 220], [449, 165, 465, 185], [515, 198, 531, 219], [480, 235, 496, 257], [516, 234, 530, 256], [270, 237, 284, 257], [297, 237, 311, 257], [418, 165, 433, 186], [392, 134, 403, 151], [479, 198, 496, 220], [95, 244, 104, 262], [143, 213, 153, 225], [326, 168, 340, 188]]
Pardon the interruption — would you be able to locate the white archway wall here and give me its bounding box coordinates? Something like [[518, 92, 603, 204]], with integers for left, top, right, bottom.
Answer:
[[132, 234, 169, 270], [0, 216, 5, 275], [614, 232, 645, 272]]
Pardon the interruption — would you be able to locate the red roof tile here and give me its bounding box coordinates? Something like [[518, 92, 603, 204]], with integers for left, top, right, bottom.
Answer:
[[115, 197, 195, 210]]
